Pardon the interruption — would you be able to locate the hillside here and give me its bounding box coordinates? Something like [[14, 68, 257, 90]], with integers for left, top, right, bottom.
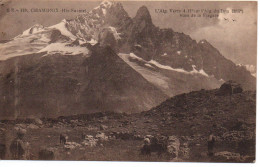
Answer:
[[0, 45, 166, 119], [0, 85, 255, 162]]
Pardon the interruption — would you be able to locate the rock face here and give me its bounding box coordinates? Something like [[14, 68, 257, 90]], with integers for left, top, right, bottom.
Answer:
[[64, 142, 81, 150], [212, 151, 241, 162], [179, 142, 190, 160], [82, 135, 98, 147], [96, 132, 108, 141], [34, 118, 43, 125], [167, 136, 180, 158], [49, 29, 70, 43], [66, 39, 80, 47], [27, 124, 39, 129], [98, 28, 117, 51]]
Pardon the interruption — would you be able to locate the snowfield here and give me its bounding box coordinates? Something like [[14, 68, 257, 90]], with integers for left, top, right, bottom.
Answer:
[[0, 31, 50, 60], [119, 53, 220, 97], [127, 53, 210, 77], [0, 19, 89, 60], [108, 26, 121, 40], [38, 43, 89, 56], [88, 38, 98, 45], [119, 53, 171, 93]]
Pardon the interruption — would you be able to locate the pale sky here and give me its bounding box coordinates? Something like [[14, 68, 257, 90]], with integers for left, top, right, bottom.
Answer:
[[0, 0, 257, 66]]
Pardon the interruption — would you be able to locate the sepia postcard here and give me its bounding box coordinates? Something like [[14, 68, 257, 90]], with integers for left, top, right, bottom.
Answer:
[[0, 0, 257, 162]]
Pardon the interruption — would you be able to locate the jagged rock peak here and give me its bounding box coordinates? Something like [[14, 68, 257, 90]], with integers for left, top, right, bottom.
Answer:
[[90, 0, 128, 19], [93, 0, 117, 10], [100, 0, 113, 8], [134, 6, 152, 24]]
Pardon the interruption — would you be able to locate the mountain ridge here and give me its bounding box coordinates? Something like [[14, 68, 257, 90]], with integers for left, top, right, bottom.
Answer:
[[0, 1, 256, 119]]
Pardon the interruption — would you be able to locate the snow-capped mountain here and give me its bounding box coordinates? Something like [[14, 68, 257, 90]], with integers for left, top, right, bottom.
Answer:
[[0, 20, 88, 61], [0, 1, 256, 119], [62, 1, 255, 89]]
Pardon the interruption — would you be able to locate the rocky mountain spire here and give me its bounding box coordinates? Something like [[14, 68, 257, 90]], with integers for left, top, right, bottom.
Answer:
[[133, 6, 153, 25]]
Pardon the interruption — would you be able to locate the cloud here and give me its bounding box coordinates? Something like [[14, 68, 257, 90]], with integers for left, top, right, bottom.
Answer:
[[190, 5, 257, 65]]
